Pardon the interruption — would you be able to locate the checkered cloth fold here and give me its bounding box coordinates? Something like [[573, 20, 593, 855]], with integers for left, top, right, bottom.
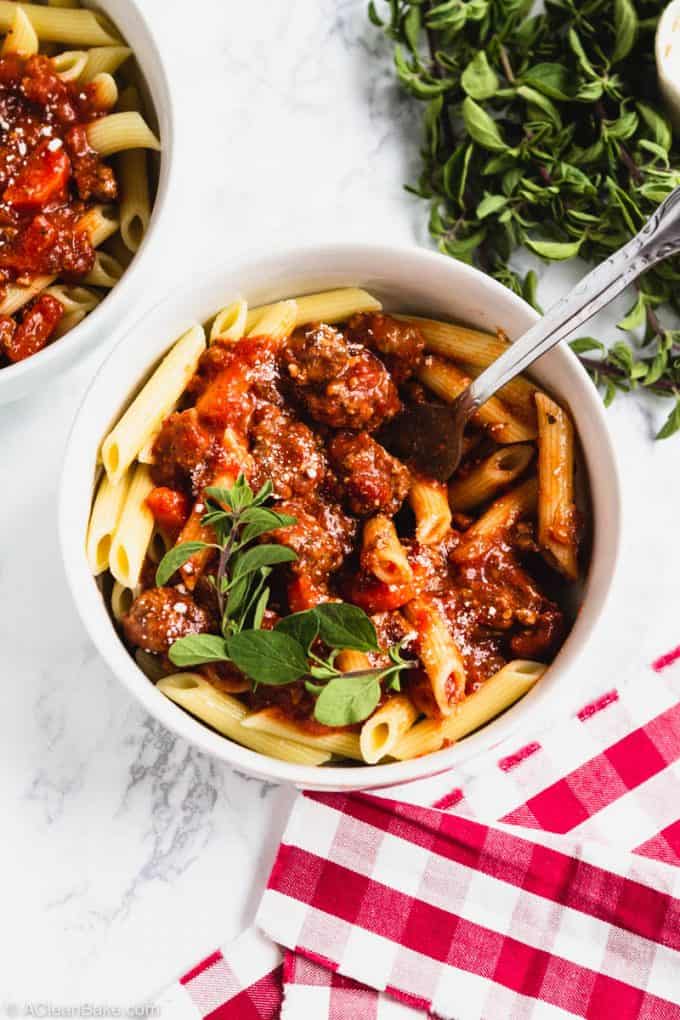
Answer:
[[156, 651, 680, 1019]]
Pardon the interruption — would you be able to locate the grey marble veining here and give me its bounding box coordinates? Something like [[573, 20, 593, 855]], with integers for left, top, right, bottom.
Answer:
[[1, 0, 678, 1006]]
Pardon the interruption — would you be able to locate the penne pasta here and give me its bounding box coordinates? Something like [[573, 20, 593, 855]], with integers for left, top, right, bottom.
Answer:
[[109, 463, 154, 588], [418, 356, 536, 443], [535, 392, 578, 580], [157, 673, 331, 765], [0, 3, 120, 46], [83, 251, 124, 288], [245, 288, 381, 333], [116, 85, 151, 252], [85, 111, 160, 157], [335, 650, 371, 672], [210, 299, 248, 342], [403, 316, 541, 424], [88, 71, 118, 110], [448, 444, 534, 512], [2, 6, 38, 55], [359, 695, 418, 763], [51, 48, 87, 80], [453, 476, 538, 561], [361, 514, 413, 586], [404, 597, 466, 716], [246, 299, 297, 342], [80, 44, 131, 81], [392, 660, 546, 760], [101, 324, 206, 483], [86, 468, 131, 574], [241, 708, 363, 760], [409, 476, 451, 544], [110, 580, 136, 622]]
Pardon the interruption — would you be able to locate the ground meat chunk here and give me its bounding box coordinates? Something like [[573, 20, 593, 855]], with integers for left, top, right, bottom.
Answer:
[[346, 312, 425, 383], [151, 409, 215, 493], [327, 431, 410, 516], [249, 404, 327, 500], [270, 497, 355, 583], [122, 587, 212, 654], [282, 323, 401, 431]]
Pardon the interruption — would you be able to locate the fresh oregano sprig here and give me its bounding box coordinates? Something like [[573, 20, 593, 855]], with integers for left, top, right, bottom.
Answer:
[[370, 0, 680, 437], [155, 474, 297, 638], [156, 475, 417, 726]]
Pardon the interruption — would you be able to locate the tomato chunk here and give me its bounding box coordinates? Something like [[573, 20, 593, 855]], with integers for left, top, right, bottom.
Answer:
[[3, 142, 71, 210], [0, 293, 63, 363], [146, 486, 190, 537], [345, 573, 413, 613]]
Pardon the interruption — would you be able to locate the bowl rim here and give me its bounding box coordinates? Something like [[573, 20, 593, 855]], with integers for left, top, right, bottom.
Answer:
[[0, 0, 175, 395], [59, 241, 622, 791]]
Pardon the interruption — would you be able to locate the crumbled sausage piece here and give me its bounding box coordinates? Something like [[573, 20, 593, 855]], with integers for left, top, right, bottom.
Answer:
[[282, 323, 401, 431], [151, 410, 215, 494], [123, 587, 213, 654], [250, 405, 327, 499], [327, 431, 410, 516], [346, 312, 425, 383]]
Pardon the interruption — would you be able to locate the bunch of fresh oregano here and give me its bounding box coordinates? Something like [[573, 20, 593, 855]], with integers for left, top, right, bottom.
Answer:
[[155, 476, 415, 726], [370, 0, 680, 436]]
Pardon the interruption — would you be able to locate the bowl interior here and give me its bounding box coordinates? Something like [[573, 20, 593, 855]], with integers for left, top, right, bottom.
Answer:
[[60, 245, 621, 791], [0, 0, 174, 403]]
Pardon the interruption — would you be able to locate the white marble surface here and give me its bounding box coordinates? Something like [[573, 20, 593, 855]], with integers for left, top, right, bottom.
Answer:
[[1, 0, 679, 1008]]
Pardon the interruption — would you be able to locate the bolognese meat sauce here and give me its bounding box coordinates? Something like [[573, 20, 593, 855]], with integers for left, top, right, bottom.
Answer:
[[125, 311, 570, 724], [0, 54, 117, 364]]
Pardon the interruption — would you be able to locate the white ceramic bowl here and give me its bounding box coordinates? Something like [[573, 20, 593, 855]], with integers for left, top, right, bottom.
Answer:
[[59, 244, 621, 791], [0, 0, 174, 405]]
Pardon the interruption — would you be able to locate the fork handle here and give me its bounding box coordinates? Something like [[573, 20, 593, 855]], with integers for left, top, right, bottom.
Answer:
[[466, 185, 680, 411]]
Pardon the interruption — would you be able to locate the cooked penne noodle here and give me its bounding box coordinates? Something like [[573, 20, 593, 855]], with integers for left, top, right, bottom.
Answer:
[[409, 477, 451, 544], [404, 597, 466, 716], [51, 48, 87, 79], [83, 251, 124, 288], [101, 324, 206, 483], [361, 514, 413, 585], [359, 695, 418, 763], [45, 284, 100, 337], [0, 3, 120, 45], [418, 357, 536, 443], [392, 660, 546, 760], [448, 444, 534, 512], [246, 299, 297, 342], [210, 299, 248, 342], [2, 6, 38, 55], [80, 44, 131, 80], [110, 580, 137, 622], [176, 463, 242, 588], [147, 527, 171, 565], [245, 288, 381, 333], [241, 708, 363, 760], [85, 111, 160, 157], [86, 469, 131, 574], [88, 71, 118, 110], [116, 85, 151, 252], [48, 0, 79, 8], [403, 316, 540, 424], [535, 392, 578, 580], [335, 650, 371, 672], [453, 476, 538, 561], [157, 673, 331, 765], [109, 463, 154, 588]]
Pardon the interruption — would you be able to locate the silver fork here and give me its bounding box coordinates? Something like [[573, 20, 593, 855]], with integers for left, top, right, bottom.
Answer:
[[385, 186, 680, 479]]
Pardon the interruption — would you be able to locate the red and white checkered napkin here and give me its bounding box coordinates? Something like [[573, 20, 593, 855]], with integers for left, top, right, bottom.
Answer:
[[156, 648, 680, 1020]]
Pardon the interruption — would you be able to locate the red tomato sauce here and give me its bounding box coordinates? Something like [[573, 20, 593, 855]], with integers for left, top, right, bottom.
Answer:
[[0, 54, 116, 365]]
